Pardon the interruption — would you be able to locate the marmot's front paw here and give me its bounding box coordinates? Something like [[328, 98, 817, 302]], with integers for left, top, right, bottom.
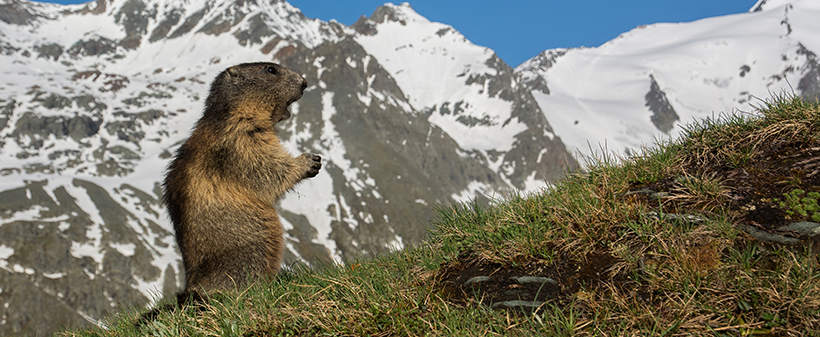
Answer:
[[300, 153, 322, 178]]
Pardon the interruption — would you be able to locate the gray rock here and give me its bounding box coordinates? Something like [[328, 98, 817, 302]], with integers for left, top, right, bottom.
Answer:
[[464, 276, 490, 285], [281, 210, 334, 267], [797, 43, 820, 101], [0, 41, 20, 56], [232, 13, 275, 46], [168, 8, 206, 40], [739, 224, 800, 244], [515, 49, 569, 95], [368, 4, 408, 25], [72, 94, 107, 113], [491, 300, 546, 311], [12, 113, 100, 147], [0, 99, 14, 131], [32, 92, 72, 110], [67, 116, 100, 141], [645, 74, 680, 134], [148, 8, 183, 42], [196, 1, 250, 38], [122, 91, 173, 107], [0, 1, 37, 25], [739, 65, 752, 77], [33, 43, 64, 61], [510, 276, 557, 285], [67, 36, 118, 57], [777, 221, 820, 236], [351, 16, 378, 36], [113, 0, 155, 49]]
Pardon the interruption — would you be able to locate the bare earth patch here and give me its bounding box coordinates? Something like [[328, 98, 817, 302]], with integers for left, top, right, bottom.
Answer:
[[437, 251, 631, 313]]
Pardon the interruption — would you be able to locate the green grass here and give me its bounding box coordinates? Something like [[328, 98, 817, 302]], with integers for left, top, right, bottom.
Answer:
[[64, 95, 820, 336], [775, 189, 820, 222]]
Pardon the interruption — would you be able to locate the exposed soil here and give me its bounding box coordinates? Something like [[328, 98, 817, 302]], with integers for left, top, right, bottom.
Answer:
[[437, 250, 639, 313]]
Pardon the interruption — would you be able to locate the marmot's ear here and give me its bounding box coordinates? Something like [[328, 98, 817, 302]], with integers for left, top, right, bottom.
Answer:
[[226, 66, 240, 78]]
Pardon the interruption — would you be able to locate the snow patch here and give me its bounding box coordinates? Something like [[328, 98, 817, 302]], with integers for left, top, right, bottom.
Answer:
[[109, 242, 137, 257], [1, 206, 45, 226], [386, 235, 404, 252], [356, 5, 530, 153], [520, 0, 820, 159], [42, 272, 65, 279], [0, 245, 14, 272], [522, 171, 547, 194], [451, 181, 492, 204]]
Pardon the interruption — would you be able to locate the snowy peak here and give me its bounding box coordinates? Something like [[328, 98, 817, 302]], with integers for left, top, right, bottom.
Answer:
[[751, 0, 776, 12], [354, 6, 485, 109], [751, 0, 797, 12], [515, 48, 571, 95], [516, 0, 820, 159], [352, 2, 575, 189], [354, 2, 420, 30]]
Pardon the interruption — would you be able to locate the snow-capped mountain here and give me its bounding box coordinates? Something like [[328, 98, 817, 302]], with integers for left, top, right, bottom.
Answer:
[[0, 0, 575, 334], [516, 0, 820, 159]]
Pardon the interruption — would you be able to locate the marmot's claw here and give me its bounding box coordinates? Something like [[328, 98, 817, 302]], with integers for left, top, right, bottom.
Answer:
[[303, 153, 322, 178]]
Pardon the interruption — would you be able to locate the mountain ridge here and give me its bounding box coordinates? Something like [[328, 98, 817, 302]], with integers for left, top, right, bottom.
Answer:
[[515, 0, 820, 159]]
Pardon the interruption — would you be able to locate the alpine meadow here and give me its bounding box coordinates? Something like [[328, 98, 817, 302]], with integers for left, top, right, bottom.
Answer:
[[0, 0, 819, 335]]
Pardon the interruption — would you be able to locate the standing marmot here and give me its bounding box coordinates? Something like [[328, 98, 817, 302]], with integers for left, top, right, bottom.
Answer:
[[163, 62, 321, 297]]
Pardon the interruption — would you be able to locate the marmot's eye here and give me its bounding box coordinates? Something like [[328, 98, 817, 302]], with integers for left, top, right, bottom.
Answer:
[[266, 66, 278, 75]]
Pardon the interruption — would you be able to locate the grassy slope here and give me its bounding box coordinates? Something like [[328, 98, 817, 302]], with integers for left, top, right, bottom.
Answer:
[[65, 96, 820, 336]]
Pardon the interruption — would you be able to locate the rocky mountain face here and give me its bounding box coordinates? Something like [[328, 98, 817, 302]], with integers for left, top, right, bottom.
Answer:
[[515, 0, 820, 158], [0, 0, 576, 334]]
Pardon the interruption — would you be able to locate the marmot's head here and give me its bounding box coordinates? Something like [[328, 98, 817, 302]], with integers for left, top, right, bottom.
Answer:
[[205, 62, 308, 125]]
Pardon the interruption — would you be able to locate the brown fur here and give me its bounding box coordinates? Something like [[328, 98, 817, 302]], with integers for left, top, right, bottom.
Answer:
[[163, 62, 320, 296]]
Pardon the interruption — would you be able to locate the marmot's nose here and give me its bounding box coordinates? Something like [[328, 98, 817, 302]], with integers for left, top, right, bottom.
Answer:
[[300, 77, 307, 92]]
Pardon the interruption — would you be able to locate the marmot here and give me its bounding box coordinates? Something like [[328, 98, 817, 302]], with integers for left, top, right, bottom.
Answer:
[[163, 62, 321, 297]]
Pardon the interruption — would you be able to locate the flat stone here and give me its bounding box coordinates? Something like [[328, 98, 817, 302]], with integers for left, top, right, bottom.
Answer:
[[491, 300, 545, 310], [740, 224, 800, 244], [503, 289, 529, 296], [464, 276, 490, 286], [510, 276, 557, 285], [777, 222, 820, 236]]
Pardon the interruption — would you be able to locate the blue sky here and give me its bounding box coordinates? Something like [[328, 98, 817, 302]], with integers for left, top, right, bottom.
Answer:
[[40, 0, 758, 67]]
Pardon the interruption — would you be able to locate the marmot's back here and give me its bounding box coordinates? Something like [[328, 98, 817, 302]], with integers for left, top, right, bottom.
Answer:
[[164, 62, 320, 295]]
